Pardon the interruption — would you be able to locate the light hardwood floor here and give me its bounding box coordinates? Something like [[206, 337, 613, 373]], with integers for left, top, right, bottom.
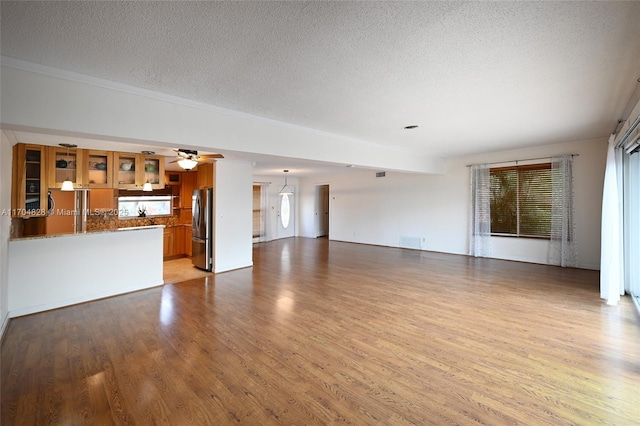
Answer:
[[2, 238, 639, 425]]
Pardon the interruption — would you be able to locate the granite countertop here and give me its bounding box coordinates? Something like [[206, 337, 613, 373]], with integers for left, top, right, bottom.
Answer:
[[10, 225, 166, 241]]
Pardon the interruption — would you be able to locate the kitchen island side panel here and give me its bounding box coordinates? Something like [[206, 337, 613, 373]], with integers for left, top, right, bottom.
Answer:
[[8, 226, 164, 317]]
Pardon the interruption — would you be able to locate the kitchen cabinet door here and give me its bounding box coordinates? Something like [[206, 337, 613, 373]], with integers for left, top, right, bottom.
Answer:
[[181, 171, 197, 209], [196, 162, 214, 189], [163, 227, 175, 258], [114, 152, 140, 189], [114, 153, 165, 190], [48, 146, 86, 189], [174, 226, 186, 256], [143, 155, 165, 190], [185, 226, 193, 257], [84, 150, 113, 188], [12, 144, 48, 217]]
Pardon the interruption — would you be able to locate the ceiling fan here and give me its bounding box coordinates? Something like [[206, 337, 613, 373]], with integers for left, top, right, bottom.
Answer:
[[170, 149, 224, 170]]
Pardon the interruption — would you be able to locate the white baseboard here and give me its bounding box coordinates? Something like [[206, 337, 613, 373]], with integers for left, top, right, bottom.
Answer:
[[215, 262, 253, 274], [9, 280, 164, 318], [0, 311, 10, 342]]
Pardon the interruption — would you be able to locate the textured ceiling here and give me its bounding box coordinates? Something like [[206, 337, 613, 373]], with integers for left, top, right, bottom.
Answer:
[[1, 1, 640, 174]]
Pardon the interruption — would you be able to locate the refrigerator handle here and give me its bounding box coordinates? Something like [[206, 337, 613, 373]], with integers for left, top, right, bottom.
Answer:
[[193, 194, 200, 232]]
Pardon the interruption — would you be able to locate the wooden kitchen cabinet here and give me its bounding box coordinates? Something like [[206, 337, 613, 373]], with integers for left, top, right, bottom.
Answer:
[[181, 171, 197, 208], [12, 144, 48, 217], [170, 180, 182, 211], [185, 226, 193, 257], [174, 226, 185, 256], [163, 226, 175, 258], [164, 226, 188, 259], [114, 152, 165, 190], [83, 150, 114, 188], [47, 145, 86, 189], [113, 152, 138, 189], [196, 162, 214, 189]]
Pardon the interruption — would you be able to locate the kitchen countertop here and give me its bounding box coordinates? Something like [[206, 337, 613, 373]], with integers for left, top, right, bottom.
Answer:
[[10, 224, 165, 241]]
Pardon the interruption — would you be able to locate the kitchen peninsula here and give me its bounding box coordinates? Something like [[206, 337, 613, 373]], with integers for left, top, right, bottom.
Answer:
[[8, 142, 174, 316], [8, 225, 164, 317]]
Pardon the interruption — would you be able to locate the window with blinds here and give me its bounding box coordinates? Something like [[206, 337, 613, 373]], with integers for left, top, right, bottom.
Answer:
[[490, 163, 552, 238]]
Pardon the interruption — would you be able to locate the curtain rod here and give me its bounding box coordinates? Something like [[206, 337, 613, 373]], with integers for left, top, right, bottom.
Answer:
[[616, 114, 640, 149], [466, 154, 578, 167]]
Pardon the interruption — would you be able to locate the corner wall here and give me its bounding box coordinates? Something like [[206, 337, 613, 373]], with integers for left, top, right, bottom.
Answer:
[[214, 161, 254, 273], [0, 132, 11, 337], [299, 138, 607, 269]]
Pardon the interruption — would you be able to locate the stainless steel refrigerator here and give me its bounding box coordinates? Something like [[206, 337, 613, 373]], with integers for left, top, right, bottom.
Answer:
[[192, 188, 213, 271]]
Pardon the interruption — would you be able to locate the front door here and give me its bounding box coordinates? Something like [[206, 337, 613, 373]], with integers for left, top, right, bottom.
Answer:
[[276, 193, 295, 239]]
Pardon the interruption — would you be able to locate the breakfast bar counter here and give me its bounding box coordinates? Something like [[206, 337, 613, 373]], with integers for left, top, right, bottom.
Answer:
[[8, 225, 164, 317]]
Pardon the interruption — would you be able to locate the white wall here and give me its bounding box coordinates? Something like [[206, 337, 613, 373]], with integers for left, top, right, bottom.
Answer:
[[8, 227, 164, 317], [298, 138, 607, 269], [214, 161, 253, 273], [0, 132, 12, 336]]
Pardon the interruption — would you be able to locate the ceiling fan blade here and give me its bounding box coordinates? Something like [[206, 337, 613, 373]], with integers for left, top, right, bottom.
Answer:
[[169, 159, 180, 163], [199, 154, 224, 159]]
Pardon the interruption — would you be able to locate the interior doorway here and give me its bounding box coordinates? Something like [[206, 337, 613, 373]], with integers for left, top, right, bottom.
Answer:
[[253, 184, 268, 243], [315, 184, 330, 238]]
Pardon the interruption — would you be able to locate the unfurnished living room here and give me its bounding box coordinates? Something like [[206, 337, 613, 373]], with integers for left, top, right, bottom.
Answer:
[[1, 2, 639, 425]]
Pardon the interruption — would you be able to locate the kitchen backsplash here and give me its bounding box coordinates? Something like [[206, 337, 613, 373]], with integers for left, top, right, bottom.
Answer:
[[86, 213, 178, 231]]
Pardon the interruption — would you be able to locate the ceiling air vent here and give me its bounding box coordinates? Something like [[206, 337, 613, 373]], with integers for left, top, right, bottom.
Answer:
[[376, 172, 386, 178]]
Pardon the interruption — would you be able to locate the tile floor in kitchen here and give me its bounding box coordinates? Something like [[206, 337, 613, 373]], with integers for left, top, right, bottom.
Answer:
[[163, 257, 213, 284]]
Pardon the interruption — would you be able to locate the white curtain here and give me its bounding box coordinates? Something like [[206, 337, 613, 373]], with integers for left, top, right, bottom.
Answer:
[[469, 164, 492, 257], [550, 155, 577, 267], [600, 135, 624, 305]]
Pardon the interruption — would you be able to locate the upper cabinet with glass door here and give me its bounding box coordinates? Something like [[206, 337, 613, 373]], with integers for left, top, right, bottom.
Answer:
[[142, 154, 165, 190], [84, 150, 113, 188], [114, 152, 140, 189], [12, 144, 48, 217], [113, 152, 165, 190], [47, 144, 85, 189]]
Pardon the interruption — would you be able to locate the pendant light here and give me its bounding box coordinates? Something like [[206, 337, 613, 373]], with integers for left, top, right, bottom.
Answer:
[[278, 170, 293, 196], [60, 143, 77, 191], [141, 150, 155, 191]]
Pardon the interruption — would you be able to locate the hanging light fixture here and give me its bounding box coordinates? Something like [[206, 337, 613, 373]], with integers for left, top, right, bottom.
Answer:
[[59, 143, 77, 191], [177, 158, 199, 170], [278, 169, 293, 196]]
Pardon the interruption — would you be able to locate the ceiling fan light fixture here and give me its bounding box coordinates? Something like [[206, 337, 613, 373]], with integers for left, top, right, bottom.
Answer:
[[178, 158, 199, 170]]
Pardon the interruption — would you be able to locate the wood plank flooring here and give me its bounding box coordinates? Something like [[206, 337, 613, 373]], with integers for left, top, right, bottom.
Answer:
[[2, 238, 639, 425]]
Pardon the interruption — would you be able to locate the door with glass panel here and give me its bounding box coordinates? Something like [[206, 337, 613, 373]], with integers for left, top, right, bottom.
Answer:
[[276, 193, 295, 239]]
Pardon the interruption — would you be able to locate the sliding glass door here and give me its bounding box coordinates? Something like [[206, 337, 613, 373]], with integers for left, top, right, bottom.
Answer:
[[623, 152, 640, 301]]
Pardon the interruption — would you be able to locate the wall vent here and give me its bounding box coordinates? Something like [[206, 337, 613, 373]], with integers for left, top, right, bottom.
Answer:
[[376, 171, 386, 178], [399, 235, 421, 249]]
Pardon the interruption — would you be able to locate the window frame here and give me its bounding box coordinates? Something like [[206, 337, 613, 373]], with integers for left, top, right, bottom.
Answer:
[[489, 162, 552, 240]]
